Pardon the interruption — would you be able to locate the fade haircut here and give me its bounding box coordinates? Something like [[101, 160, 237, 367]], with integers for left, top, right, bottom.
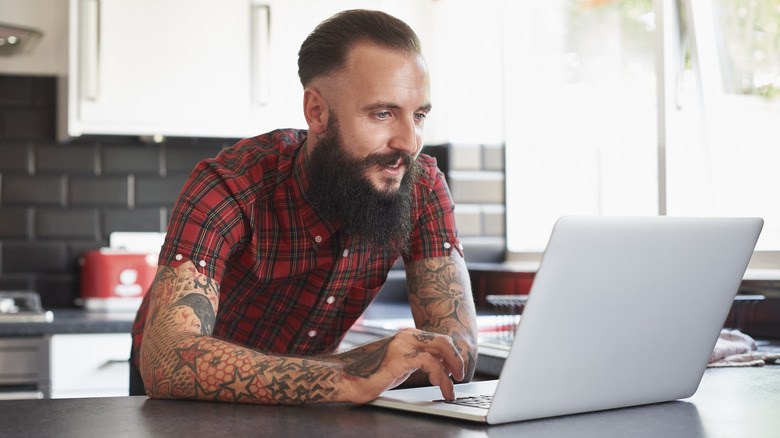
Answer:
[[297, 9, 422, 88]]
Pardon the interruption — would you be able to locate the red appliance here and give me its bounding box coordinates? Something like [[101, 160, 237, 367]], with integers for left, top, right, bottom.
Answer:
[[79, 249, 158, 311]]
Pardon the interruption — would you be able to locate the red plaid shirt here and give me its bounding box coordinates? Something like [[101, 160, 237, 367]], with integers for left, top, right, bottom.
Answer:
[[131, 129, 461, 366]]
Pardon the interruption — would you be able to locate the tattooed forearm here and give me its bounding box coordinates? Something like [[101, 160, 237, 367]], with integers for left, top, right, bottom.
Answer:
[[342, 337, 393, 378], [406, 256, 476, 332], [139, 261, 346, 404], [405, 255, 479, 381]]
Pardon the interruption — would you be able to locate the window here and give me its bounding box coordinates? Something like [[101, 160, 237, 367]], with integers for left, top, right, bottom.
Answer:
[[501, 0, 780, 269]]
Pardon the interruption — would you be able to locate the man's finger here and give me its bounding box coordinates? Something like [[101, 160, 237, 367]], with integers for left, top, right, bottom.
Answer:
[[397, 329, 465, 381], [416, 354, 456, 400]]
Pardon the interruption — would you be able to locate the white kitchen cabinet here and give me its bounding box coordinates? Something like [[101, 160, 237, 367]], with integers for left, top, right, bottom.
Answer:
[[64, 0, 427, 140], [50, 333, 131, 399], [65, 0, 297, 139]]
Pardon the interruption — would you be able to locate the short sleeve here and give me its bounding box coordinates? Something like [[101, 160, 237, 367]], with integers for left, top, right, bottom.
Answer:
[[405, 158, 463, 262], [158, 162, 247, 282]]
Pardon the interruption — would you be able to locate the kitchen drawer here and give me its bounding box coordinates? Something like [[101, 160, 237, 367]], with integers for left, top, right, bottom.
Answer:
[[50, 333, 131, 398]]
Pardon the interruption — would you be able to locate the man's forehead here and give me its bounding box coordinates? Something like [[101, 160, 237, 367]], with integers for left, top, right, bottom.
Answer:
[[338, 43, 429, 101], [343, 41, 427, 74]]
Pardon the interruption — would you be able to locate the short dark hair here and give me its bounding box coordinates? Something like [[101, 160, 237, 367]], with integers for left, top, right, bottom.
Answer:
[[297, 9, 422, 88]]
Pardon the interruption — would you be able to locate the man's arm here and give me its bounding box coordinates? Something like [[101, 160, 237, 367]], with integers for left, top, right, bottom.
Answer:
[[404, 252, 479, 384], [139, 260, 466, 404]]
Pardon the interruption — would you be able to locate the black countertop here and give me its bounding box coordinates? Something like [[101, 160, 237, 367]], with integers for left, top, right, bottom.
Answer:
[[0, 300, 409, 338], [0, 301, 409, 338], [0, 309, 135, 337], [1, 367, 779, 438]]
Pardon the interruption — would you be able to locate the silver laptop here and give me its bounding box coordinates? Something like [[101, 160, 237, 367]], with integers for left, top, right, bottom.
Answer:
[[369, 216, 763, 424]]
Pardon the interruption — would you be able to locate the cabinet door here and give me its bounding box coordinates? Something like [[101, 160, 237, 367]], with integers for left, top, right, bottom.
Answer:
[[50, 333, 132, 398], [68, 0, 305, 139]]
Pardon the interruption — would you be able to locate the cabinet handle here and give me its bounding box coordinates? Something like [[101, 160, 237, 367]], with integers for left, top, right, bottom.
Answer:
[[251, 4, 271, 106], [100, 359, 129, 369], [81, 0, 101, 101]]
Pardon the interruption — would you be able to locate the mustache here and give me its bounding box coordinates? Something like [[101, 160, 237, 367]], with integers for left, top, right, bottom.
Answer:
[[362, 151, 415, 168]]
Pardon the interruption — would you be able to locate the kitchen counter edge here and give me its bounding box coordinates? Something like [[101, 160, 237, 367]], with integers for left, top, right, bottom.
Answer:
[[0, 309, 135, 336]]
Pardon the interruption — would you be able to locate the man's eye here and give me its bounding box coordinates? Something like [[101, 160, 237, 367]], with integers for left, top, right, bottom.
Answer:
[[376, 111, 390, 119], [414, 113, 428, 121]]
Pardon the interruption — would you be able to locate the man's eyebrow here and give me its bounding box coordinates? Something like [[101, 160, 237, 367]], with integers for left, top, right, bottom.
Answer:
[[362, 103, 400, 112], [361, 103, 433, 113]]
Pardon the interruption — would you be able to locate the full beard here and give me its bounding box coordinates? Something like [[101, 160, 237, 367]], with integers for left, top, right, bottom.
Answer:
[[305, 117, 423, 257]]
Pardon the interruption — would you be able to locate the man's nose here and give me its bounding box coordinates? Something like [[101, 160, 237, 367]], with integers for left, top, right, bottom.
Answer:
[[389, 117, 421, 156]]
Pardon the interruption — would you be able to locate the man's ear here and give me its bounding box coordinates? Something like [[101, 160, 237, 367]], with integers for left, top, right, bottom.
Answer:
[[303, 88, 329, 136]]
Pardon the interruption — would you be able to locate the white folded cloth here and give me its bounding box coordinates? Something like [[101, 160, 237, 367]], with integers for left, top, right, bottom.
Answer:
[[708, 329, 780, 367]]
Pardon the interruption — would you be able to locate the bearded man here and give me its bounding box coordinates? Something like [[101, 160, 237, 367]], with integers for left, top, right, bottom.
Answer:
[[130, 9, 478, 404]]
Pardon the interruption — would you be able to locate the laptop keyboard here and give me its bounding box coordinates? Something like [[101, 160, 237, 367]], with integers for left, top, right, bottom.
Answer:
[[441, 395, 493, 409]]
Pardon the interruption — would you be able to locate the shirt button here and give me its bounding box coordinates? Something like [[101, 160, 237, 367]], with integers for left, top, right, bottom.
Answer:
[[342, 249, 349, 257], [326, 296, 335, 304], [199, 260, 206, 268], [308, 330, 317, 337], [444, 242, 451, 249], [175, 254, 183, 261], [315, 235, 322, 243]]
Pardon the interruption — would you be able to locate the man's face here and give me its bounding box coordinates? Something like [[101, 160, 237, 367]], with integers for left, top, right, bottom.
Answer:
[[305, 112, 421, 254], [321, 42, 431, 194]]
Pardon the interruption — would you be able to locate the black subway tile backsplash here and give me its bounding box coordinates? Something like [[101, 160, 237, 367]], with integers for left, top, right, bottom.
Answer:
[[36, 209, 100, 240], [0, 208, 32, 239], [35, 274, 79, 308], [0, 74, 237, 308], [0, 274, 34, 292], [36, 144, 97, 174], [0, 142, 30, 172], [165, 143, 225, 174], [135, 175, 189, 207], [102, 144, 161, 174], [2, 241, 69, 273], [0, 75, 55, 107], [0, 75, 35, 106], [69, 176, 129, 206], [2, 108, 56, 141], [103, 208, 165, 237], [2, 175, 65, 206]]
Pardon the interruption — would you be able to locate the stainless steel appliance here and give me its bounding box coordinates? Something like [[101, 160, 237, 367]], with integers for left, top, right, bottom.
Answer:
[[0, 291, 53, 399]]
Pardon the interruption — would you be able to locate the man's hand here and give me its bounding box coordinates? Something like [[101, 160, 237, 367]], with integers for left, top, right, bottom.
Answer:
[[337, 328, 465, 404]]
